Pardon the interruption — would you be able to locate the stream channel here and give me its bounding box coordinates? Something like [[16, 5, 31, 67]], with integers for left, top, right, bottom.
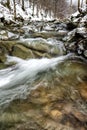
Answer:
[[0, 18, 87, 130]]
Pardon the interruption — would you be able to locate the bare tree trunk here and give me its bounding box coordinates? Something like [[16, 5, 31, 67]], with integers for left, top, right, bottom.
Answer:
[[86, 0, 87, 12], [36, 2, 39, 17], [29, 0, 32, 7], [54, 0, 57, 18], [78, 0, 81, 13], [14, 0, 16, 20], [32, 0, 35, 16], [86, 0, 87, 5], [81, 0, 84, 7], [70, 0, 72, 7], [78, 0, 80, 8], [7, 0, 10, 9], [18, 0, 21, 4], [22, 0, 24, 10]]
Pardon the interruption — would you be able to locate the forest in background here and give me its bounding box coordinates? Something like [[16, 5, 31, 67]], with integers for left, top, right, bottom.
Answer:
[[0, 0, 86, 20], [0, 0, 87, 21]]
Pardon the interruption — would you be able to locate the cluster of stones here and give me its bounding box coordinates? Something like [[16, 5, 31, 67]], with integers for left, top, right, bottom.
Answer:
[[0, 6, 87, 69], [63, 7, 87, 58]]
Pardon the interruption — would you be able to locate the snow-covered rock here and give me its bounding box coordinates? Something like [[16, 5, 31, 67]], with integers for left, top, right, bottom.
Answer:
[[64, 5, 87, 58], [0, 30, 19, 40], [76, 27, 87, 38]]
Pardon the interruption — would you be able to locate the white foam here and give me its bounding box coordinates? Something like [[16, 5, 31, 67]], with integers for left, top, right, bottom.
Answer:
[[0, 55, 68, 88], [0, 54, 71, 106]]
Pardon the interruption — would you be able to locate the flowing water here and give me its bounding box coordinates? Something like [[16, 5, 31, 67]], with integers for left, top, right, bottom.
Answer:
[[0, 51, 87, 130], [0, 54, 73, 107], [0, 0, 87, 129]]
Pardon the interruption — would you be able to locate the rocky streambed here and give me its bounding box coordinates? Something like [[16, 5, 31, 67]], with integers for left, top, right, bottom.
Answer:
[[0, 8, 87, 130], [0, 8, 87, 68]]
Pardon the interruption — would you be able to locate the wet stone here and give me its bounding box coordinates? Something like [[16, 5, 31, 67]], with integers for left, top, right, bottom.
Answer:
[[84, 50, 87, 58]]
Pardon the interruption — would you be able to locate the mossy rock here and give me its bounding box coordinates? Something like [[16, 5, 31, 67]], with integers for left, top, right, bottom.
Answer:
[[19, 38, 63, 56], [12, 44, 35, 59]]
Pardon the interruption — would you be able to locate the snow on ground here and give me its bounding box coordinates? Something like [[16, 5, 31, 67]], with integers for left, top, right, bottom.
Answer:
[[0, 0, 54, 22], [0, 3, 13, 22]]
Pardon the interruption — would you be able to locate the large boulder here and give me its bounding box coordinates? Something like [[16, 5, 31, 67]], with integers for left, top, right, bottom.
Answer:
[[19, 38, 66, 56]]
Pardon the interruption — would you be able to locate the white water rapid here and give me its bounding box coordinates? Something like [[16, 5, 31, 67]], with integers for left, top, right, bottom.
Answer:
[[0, 54, 85, 107], [0, 54, 78, 107]]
